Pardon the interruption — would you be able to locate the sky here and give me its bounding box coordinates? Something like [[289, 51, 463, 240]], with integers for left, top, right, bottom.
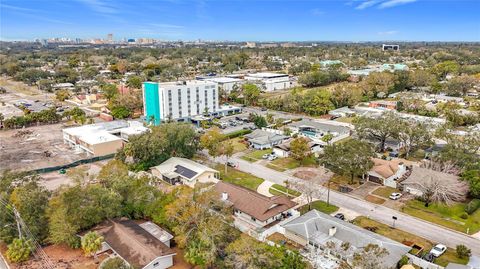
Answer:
[[0, 0, 479, 42]]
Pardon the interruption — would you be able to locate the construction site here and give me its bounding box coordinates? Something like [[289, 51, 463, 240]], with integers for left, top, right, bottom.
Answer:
[[0, 123, 86, 172]]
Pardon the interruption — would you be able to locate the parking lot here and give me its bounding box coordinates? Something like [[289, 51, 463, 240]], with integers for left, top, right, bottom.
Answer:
[[218, 114, 256, 134]]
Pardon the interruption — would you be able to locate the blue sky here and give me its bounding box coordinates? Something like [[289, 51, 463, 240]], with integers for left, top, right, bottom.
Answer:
[[1, 0, 479, 41]]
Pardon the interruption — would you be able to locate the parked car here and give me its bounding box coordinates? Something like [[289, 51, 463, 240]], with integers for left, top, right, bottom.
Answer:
[[227, 161, 236, 167], [267, 154, 277, 161], [262, 154, 270, 159], [334, 213, 345, 220], [389, 192, 402, 200], [429, 244, 447, 257], [423, 253, 435, 262]]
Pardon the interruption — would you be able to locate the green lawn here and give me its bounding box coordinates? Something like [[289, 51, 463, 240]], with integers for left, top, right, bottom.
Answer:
[[269, 184, 301, 197], [401, 199, 480, 234], [353, 216, 469, 267], [328, 174, 362, 191], [365, 195, 385, 205], [267, 156, 317, 172], [299, 200, 339, 215], [227, 137, 248, 153], [372, 186, 398, 199], [215, 164, 264, 191], [335, 116, 356, 124], [241, 149, 272, 162]]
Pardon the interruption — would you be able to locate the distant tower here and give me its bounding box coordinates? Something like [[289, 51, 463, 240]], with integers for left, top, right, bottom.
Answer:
[[107, 33, 113, 42]]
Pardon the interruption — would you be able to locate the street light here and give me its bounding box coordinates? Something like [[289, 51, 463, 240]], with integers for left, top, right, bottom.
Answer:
[[392, 216, 397, 228]]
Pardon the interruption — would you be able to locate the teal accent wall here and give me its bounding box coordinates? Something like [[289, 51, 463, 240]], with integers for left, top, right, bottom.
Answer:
[[143, 82, 161, 126]]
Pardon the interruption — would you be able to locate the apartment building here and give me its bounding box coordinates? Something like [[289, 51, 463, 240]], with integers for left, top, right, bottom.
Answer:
[[143, 80, 219, 125]]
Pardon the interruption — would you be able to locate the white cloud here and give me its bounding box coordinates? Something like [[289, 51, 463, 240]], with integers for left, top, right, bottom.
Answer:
[[378, 0, 417, 9], [311, 8, 326, 16], [378, 30, 398, 35], [355, 0, 381, 10]]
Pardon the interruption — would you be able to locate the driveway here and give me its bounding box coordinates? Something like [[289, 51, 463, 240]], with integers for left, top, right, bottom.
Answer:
[[213, 154, 480, 255], [257, 181, 274, 197]]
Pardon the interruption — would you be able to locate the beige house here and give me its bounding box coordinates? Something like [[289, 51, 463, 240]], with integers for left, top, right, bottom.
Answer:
[[367, 158, 408, 188], [151, 157, 219, 188]]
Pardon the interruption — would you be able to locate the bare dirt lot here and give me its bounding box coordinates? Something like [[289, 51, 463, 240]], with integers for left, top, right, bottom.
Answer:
[[0, 123, 86, 172]]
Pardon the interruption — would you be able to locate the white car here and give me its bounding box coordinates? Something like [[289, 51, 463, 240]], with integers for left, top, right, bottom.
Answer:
[[262, 154, 270, 159], [267, 154, 277, 161], [430, 244, 447, 257], [389, 192, 402, 200]]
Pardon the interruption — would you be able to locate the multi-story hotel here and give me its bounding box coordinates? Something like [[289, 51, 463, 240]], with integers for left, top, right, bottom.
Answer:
[[143, 80, 219, 125]]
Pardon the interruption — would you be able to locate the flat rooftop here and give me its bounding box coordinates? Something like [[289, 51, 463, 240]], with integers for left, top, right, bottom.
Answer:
[[246, 72, 288, 78]]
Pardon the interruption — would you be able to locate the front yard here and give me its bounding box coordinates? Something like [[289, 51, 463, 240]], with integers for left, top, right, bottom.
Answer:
[[401, 199, 480, 234], [215, 164, 264, 191], [353, 216, 469, 267], [299, 200, 339, 215], [241, 149, 272, 162], [227, 137, 248, 153], [266, 156, 317, 172], [372, 186, 398, 199], [269, 184, 302, 197], [327, 174, 362, 191]]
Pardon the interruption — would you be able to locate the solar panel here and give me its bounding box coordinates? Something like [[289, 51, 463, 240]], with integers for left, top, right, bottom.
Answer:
[[174, 165, 198, 179]]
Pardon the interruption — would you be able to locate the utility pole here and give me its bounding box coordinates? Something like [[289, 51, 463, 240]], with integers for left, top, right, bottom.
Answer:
[[327, 180, 331, 207]]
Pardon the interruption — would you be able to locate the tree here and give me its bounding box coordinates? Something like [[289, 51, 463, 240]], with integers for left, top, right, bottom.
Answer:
[[101, 83, 119, 101], [81, 231, 103, 257], [242, 83, 260, 106], [225, 234, 279, 268], [55, 89, 70, 101], [397, 122, 432, 158], [433, 60, 459, 80], [444, 75, 477, 96], [100, 257, 132, 269], [126, 75, 143, 89], [250, 113, 267, 129], [461, 169, 480, 198], [321, 140, 375, 184], [118, 123, 198, 171], [200, 128, 233, 174], [290, 137, 311, 161], [111, 106, 131, 119], [456, 245, 471, 259], [302, 89, 335, 116], [408, 69, 435, 89], [6, 238, 33, 263], [418, 175, 469, 206], [291, 177, 324, 210], [354, 112, 399, 152], [97, 159, 129, 188], [360, 72, 395, 98]]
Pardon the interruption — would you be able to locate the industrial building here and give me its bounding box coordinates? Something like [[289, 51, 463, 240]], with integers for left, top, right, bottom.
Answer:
[[244, 72, 293, 92]]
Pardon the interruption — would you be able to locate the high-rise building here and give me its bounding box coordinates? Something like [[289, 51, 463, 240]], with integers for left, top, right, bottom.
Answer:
[[107, 33, 113, 42], [142, 80, 219, 125]]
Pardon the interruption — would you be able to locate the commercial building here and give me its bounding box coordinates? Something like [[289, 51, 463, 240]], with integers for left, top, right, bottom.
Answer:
[[382, 44, 400, 51], [143, 80, 219, 125], [202, 77, 243, 93], [244, 72, 292, 92], [63, 120, 148, 156]]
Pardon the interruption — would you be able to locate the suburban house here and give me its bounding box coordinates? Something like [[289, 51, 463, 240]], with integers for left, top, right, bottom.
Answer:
[[272, 137, 322, 158], [328, 106, 356, 118], [215, 181, 297, 231], [244, 129, 288, 149], [151, 157, 219, 188], [287, 119, 352, 145], [367, 158, 408, 188], [85, 219, 176, 269], [400, 167, 469, 200], [282, 210, 411, 268], [63, 120, 149, 156], [369, 100, 397, 110]]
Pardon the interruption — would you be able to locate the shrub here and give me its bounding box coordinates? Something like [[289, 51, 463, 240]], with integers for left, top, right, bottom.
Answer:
[[397, 255, 409, 269], [460, 212, 469, 219], [456, 244, 471, 259], [465, 199, 480, 215], [6, 238, 33, 263], [225, 129, 251, 139]]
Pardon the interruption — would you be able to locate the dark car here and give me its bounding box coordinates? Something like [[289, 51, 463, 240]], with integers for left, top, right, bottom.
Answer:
[[423, 253, 435, 263], [227, 161, 236, 167], [334, 213, 345, 220]]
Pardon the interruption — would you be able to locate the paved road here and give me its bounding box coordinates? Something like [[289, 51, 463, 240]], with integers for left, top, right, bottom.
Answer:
[[0, 253, 9, 269], [218, 154, 480, 255]]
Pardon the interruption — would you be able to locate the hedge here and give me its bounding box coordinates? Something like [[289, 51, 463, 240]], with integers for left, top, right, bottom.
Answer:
[[465, 199, 480, 215], [225, 129, 252, 139]]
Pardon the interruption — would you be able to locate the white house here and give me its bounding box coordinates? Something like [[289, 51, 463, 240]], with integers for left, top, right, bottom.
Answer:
[[151, 157, 219, 188], [272, 137, 322, 158], [287, 119, 352, 146], [244, 129, 288, 149]]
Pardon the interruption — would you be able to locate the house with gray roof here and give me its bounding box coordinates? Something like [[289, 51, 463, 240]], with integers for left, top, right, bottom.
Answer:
[[282, 210, 411, 268], [244, 129, 288, 149], [287, 119, 352, 145]]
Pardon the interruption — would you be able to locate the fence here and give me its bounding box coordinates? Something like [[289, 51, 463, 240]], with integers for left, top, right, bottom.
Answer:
[[30, 154, 115, 174]]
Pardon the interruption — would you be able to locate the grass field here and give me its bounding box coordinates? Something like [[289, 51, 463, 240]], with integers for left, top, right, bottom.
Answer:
[[401, 200, 480, 234], [299, 200, 339, 215], [372, 186, 398, 199], [267, 156, 317, 171], [269, 184, 301, 197], [328, 174, 362, 191], [227, 137, 248, 153], [353, 216, 469, 266], [215, 164, 264, 191], [241, 149, 272, 162]]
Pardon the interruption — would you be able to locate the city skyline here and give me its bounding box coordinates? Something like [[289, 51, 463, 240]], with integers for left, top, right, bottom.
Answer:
[[1, 0, 480, 42]]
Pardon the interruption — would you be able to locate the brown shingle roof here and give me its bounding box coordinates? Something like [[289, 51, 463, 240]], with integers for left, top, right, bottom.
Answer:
[[370, 158, 402, 179], [93, 219, 175, 268], [215, 181, 296, 222]]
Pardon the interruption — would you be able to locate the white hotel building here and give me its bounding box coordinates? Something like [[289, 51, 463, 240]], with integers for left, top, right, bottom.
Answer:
[[143, 80, 219, 125]]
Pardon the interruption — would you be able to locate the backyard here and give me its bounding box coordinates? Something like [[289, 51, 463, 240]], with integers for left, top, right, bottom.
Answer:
[[353, 216, 469, 267], [227, 137, 248, 153], [401, 200, 480, 234], [215, 164, 264, 191], [299, 200, 339, 215]]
